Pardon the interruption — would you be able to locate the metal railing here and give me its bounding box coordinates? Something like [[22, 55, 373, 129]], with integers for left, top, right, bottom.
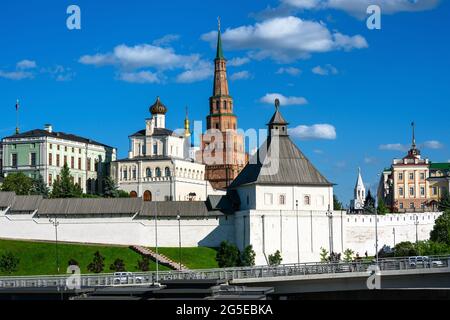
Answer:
[[1, 256, 449, 289]]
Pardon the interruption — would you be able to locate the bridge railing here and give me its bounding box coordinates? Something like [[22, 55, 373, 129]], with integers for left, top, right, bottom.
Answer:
[[1, 256, 449, 289]]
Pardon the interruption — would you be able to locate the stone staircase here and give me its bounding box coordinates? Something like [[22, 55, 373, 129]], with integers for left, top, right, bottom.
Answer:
[[130, 245, 189, 271]]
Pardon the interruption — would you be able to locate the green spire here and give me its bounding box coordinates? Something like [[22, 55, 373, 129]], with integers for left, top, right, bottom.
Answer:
[[216, 17, 225, 60]]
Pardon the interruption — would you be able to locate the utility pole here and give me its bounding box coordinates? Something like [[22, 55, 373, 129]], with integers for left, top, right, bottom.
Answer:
[[296, 200, 300, 264], [177, 212, 182, 271]]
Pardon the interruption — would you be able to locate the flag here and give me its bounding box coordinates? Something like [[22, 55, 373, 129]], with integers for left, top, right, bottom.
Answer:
[[15, 100, 19, 111]]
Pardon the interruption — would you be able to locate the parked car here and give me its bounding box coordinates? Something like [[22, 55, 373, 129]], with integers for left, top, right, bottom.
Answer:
[[408, 256, 445, 268], [113, 272, 144, 285]]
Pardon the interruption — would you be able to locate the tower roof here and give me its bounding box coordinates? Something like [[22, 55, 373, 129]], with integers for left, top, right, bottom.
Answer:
[[267, 99, 288, 125], [216, 18, 225, 60], [150, 96, 167, 115], [355, 168, 365, 189]]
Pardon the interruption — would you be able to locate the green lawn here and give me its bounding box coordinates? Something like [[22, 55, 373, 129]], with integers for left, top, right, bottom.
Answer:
[[152, 247, 219, 270], [0, 239, 169, 276]]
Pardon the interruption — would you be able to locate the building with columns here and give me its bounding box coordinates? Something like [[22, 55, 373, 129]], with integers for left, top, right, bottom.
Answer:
[[197, 21, 247, 190], [1, 125, 116, 194], [111, 97, 223, 201]]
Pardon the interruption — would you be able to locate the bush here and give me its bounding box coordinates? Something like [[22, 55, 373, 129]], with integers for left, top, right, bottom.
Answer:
[[320, 247, 329, 262], [394, 242, 418, 257], [87, 251, 105, 273], [343, 249, 355, 262], [110, 259, 126, 272], [216, 241, 241, 268], [416, 240, 450, 256], [378, 245, 394, 258], [117, 190, 131, 198], [137, 256, 151, 272], [268, 251, 282, 266], [0, 251, 20, 274], [241, 245, 256, 267]]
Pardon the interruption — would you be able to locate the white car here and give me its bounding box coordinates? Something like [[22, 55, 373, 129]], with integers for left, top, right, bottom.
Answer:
[[113, 272, 144, 285], [408, 256, 445, 268]]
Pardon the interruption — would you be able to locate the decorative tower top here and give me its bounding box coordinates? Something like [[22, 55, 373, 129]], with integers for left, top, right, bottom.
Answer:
[[352, 167, 366, 211], [267, 99, 289, 137], [212, 18, 229, 97], [150, 96, 167, 115], [406, 121, 421, 158], [184, 106, 191, 137], [216, 17, 225, 60]]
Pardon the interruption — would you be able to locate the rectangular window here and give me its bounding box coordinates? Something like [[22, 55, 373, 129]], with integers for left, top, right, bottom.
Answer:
[[264, 193, 273, 205], [78, 177, 82, 186], [78, 158, 82, 170], [304, 195, 311, 206], [87, 158, 91, 171], [64, 155, 67, 166], [71, 156, 74, 169], [11, 154, 18, 167], [64, 146, 67, 152], [279, 194, 286, 205], [398, 173, 403, 181], [399, 187, 404, 196], [432, 187, 438, 196], [420, 186, 425, 197], [409, 173, 414, 180], [56, 154, 60, 167], [49, 144, 53, 150], [72, 147, 75, 153], [30, 153, 36, 166], [48, 174, 53, 186], [49, 153, 53, 166], [410, 187, 415, 196], [57, 145, 60, 151], [420, 173, 425, 180], [410, 203, 415, 209], [399, 202, 404, 209]]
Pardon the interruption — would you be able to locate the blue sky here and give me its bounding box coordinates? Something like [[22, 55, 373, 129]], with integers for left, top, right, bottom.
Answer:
[[1, 0, 449, 205]]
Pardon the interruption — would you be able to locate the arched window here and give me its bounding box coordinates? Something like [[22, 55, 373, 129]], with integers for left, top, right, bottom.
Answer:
[[216, 101, 220, 111], [156, 167, 161, 177], [130, 191, 138, 198], [146, 168, 152, 178], [304, 195, 311, 206], [143, 190, 152, 202], [224, 101, 227, 110], [165, 167, 171, 177]]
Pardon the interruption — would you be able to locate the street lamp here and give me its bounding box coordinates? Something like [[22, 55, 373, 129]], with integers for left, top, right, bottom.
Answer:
[[375, 174, 380, 265], [155, 190, 160, 285], [49, 217, 60, 274], [326, 206, 333, 255], [393, 227, 396, 248], [177, 213, 182, 271], [414, 214, 419, 243], [295, 200, 300, 264]]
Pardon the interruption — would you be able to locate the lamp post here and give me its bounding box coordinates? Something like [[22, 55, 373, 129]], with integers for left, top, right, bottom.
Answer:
[[155, 190, 160, 284], [414, 214, 419, 244], [295, 200, 300, 264], [393, 227, 396, 248], [375, 173, 381, 265], [177, 212, 182, 271], [326, 206, 333, 254], [49, 217, 60, 274]]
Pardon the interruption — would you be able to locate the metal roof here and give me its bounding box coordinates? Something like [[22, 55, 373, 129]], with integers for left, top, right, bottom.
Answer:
[[229, 135, 332, 188], [37, 198, 143, 215], [130, 128, 179, 138], [3, 129, 113, 149], [0, 192, 16, 208], [138, 201, 224, 218], [11, 195, 43, 212]]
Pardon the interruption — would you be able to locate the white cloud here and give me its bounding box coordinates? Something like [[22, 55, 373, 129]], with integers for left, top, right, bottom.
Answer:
[[312, 64, 338, 75], [379, 144, 409, 151], [201, 16, 367, 62], [16, 60, 37, 70], [228, 57, 251, 67], [280, 0, 440, 18], [152, 34, 180, 47], [421, 140, 444, 149], [230, 70, 252, 81], [276, 67, 302, 76], [260, 93, 308, 106], [0, 70, 34, 80], [290, 124, 337, 140], [176, 61, 213, 83], [118, 71, 160, 84], [80, 43, 213, 84], [313, 149, 324, 154], [364, 157, 377, 164]]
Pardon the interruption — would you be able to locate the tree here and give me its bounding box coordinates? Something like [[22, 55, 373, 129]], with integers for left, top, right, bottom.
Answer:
[[333, 195, 344, 211], [320, 247, 329, 262], [137, 256, 151, 272], [377, 198, 389, 215], [216, 241, 241, 268], [87, 251, 105, 273], [31, 174, 49, 198], [117, 190, 131, 198], [364, 190, 376, 213], [103, 176, 119, 198], [343, 249, 354, 262], [1, 172, 33, 195], [241, 245, 256, 267], [394, 242, 418, 257], [438, 190, 450, 212], [268, 251, 282, 266], [51, 164, 83, 198], [0, 251, 20, 274], [430, 210, 450, 245], [110, 258, 126, 272]]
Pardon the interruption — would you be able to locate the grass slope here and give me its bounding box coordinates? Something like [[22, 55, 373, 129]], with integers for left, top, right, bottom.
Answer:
[[153, 247, 219, 270], [0, 239, 169, 276]]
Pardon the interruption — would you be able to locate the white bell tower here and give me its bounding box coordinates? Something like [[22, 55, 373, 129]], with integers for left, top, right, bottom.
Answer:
[[351, 168, 366, 212]]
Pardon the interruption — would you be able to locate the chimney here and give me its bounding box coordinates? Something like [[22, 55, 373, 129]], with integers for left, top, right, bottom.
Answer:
[[44, 124, 53, 133]]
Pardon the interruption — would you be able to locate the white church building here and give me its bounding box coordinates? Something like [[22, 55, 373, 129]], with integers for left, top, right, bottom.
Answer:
[[0, 102, 443, 266], [110, 97, 223, 202]]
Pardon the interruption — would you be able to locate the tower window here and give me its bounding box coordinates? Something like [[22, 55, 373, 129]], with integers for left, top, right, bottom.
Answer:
[[216, 101, 220, 111], [156, 167, 161, 177]]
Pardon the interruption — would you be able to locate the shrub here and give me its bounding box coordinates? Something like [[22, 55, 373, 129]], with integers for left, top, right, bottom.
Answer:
[[268, 251, 282, 266], [0, 251, 20, 274], [87, 251, 105, 273], [241, 245, 256, 267], [110, 259, 126, 272], [137, 256, 151, 272], [216, 241, 241, 268]]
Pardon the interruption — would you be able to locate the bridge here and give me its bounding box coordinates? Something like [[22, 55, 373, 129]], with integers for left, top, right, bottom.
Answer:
[[1, 256, 449, 298]]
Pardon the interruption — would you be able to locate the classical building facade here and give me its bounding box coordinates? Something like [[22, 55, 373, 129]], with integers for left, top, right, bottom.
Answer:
[[111, 98, 223, 201], [350, 168, 366, 213], [1, 125, 116, 194], [197, 22, 247, 190]]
